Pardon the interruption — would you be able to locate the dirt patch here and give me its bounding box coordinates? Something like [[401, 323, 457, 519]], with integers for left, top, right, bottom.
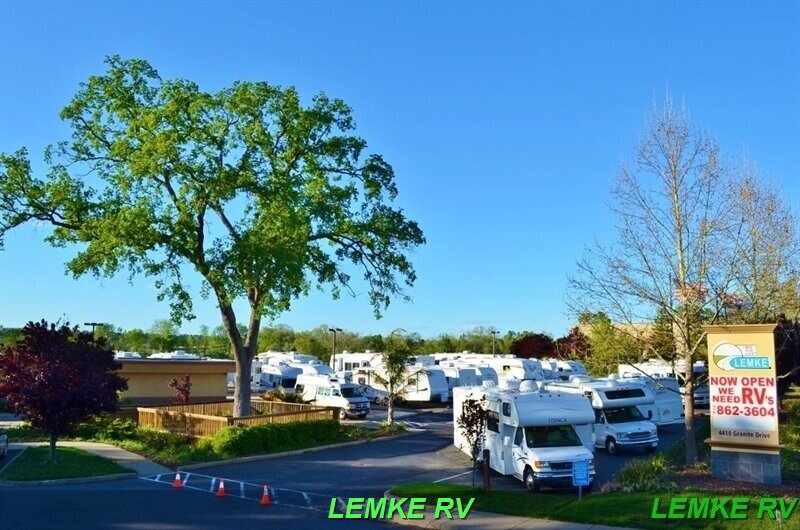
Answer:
[[675, 467, 800, 496]]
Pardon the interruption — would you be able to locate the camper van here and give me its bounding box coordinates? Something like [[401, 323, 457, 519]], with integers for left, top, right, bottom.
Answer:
[[353, 366, 449, 403], [545, 377, 659, 455], [612, 374, 684, 427], [454, 380, 596, 492], [295, 374, 370, 420]]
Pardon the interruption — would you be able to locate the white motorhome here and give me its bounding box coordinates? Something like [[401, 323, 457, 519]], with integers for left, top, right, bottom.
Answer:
[[454, 380, 596, 492], [545, 377, 659, 455], [353, 366, 449, 404], [611, 374, 685, 427], [295, 374, 370, 420]]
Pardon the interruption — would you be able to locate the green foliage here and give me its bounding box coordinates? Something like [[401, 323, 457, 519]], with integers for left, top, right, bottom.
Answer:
[[72, 416, 137, 441], [261, 388, 305, 403], [5, 425, 48, 442], [584, 313, 641, 376], [616, 455, 672, 491], [211, 420, 341, 458]]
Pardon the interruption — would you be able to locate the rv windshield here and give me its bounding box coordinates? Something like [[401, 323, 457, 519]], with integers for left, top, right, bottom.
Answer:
[[524, 425, 583, 448], [604, 406, 645, 424], [339, 387, 359, 398]]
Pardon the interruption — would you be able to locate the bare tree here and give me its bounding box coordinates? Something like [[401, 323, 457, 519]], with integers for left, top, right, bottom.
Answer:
[[568, 95, 734, 465], [726, 162, 800, 323]]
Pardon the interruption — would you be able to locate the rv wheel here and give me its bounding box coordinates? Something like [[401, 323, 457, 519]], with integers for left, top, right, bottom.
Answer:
[[338, 409, 347, 420], [605, 437, 619, 455], [523, 467, 539, 493]]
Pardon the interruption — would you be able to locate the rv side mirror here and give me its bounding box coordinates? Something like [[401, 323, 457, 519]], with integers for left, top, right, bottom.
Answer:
[[503, 436, 511, 447], [647, 410, 653, 420]]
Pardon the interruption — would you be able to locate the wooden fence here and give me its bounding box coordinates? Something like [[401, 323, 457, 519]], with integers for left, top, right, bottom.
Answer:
[[137, 400, 337, 438]]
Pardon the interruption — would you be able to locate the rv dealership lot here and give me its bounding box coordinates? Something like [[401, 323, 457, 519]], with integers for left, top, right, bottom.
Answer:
[[0, 408, 684, 529]]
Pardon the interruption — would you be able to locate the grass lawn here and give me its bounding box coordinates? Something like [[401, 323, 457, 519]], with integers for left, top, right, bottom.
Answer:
[[0, 446, 130, 481], [391, 483, 793, 530]]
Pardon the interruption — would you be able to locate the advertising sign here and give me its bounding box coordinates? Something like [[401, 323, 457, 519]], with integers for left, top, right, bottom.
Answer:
[[705, 325, 779, 448]]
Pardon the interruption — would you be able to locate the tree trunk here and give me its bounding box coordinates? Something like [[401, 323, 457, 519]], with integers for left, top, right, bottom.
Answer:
[[49, 434, 57, 464], [217, 298, 256, 418], [387, 391, 394, 427], [676, 308, 698, 465]]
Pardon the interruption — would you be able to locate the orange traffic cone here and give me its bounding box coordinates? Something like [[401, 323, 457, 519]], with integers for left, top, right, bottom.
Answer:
[[172, 472, 183, 488], [260, 485, 271, 506], [216, 479, 227, 497]]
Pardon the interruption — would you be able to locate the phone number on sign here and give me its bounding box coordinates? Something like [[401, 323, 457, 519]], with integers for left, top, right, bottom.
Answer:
[[713, 405, 775, 417]]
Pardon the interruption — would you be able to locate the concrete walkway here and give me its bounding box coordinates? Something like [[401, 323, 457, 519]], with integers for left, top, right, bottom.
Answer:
[[10, 441, 172, 476]]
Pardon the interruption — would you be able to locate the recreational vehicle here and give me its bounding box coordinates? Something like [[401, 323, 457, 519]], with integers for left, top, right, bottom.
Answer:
[[353, 366, 449, 403], [329, 351, 383, 372], [608, 374, 684, 427], [454, 380, 596, 492], [295, 374, 370, 419], [149, 350, 201, 360], [545, 377, 659, 455], [618, 360, 709, 407]]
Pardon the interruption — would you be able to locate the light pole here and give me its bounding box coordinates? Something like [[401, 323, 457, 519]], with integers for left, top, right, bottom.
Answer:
[[84, 322, 104, 338], [328, 327, 343, 368], [490, 330, 500, 355]]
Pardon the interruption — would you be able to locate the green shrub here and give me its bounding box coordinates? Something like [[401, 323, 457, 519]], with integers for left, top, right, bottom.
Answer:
[[4, 425, 47, 442], [73, 416, 137, 441], [134, 428, 194, 450], [211, 420, 341, 458], [617, 455, 671, 491]]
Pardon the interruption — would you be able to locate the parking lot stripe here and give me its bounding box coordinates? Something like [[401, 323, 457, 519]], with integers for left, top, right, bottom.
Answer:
[[433, 470, 472, 483]]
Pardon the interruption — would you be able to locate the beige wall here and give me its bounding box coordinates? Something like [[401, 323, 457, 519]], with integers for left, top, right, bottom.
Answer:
[[118, 360, 235, 404]]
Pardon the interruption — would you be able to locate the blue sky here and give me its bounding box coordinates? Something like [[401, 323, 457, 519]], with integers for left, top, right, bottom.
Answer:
[[0, 1, 798, 338]]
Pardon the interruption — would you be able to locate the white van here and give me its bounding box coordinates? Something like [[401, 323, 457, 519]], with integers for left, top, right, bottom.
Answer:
[[545, 377, 659, 455], [454, 380, 596, 492], [295, 374, 370, 420]]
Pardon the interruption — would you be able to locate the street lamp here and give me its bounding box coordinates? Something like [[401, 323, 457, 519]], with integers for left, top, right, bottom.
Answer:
[[328, 327, 343, 368], [84, 322, 105, 338], [490, 330, 500, 355]]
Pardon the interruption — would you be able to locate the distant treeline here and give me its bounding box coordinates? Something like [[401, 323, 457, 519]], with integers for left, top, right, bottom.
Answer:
[[0, 321, 592, 365]]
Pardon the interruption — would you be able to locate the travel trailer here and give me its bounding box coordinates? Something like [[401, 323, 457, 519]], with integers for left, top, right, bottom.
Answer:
[[438, 362, 479, 398], [329, 351, 383, 372], [454, 380, 596, 492], [294, 374, 370, 419], [353, 366, 449, 403], [545, 377, 659, 455], [618, 360, 709, 407], [543, 359, 588, 381], [607, 374, 684, 427]]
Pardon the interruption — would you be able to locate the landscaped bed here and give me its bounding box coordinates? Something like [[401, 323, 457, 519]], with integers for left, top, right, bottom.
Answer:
[[5, 418, 406, 468], [0, 446, 129, 481]]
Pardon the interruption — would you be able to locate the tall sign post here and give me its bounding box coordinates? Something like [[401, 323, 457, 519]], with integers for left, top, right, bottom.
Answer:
[[704, 324, 781, 485]]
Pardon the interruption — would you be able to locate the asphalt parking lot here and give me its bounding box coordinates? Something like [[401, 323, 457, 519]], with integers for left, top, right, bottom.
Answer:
[[0, 406, 689, 529]]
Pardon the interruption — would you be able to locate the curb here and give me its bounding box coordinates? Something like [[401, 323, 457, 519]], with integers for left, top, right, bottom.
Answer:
[[0, 472, 138, 486], [180, 430, 421, 471]]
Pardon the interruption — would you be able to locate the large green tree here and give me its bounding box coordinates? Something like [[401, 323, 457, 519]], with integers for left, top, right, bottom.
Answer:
[[0, 57, 424, 416]]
